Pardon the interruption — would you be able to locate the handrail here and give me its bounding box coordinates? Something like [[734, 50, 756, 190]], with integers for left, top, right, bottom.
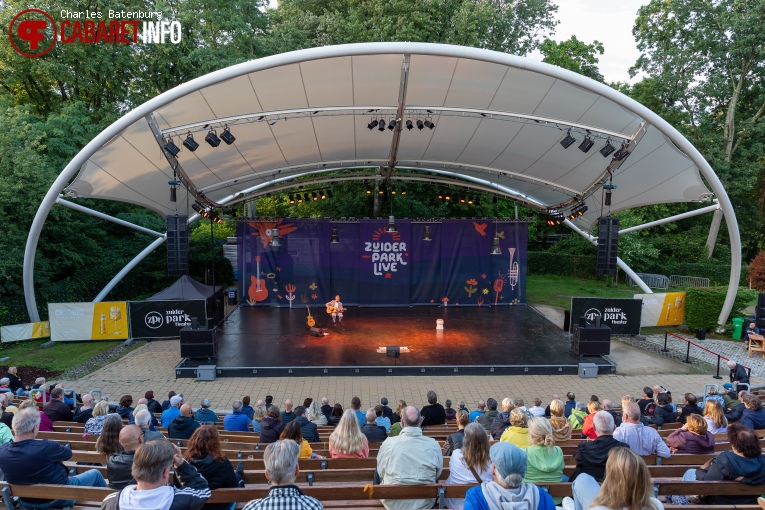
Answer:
[[664, 331, 751, 380]]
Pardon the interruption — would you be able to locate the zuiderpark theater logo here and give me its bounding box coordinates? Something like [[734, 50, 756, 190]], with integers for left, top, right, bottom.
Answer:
[[9, 8, 181, 57]]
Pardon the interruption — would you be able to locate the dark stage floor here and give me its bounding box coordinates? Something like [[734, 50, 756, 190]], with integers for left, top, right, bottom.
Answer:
[[176, 305, 616, 377]]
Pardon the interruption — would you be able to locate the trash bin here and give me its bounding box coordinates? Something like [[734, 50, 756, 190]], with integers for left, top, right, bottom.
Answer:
[[732, 317, 745, 340], [227, 287, 237, 305]]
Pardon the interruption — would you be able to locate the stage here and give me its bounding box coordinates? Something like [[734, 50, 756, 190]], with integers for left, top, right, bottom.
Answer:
[[174, 305, 617, 378]]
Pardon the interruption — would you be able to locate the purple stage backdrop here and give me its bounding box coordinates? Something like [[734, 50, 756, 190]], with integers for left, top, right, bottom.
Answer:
[[237, 219, 526, 307]]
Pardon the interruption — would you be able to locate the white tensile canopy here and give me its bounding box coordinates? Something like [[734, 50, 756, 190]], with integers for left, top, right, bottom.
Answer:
[[24, 42, 740, 326]]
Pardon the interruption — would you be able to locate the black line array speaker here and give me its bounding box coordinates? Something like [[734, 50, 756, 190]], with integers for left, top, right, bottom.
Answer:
[[596, 216, 619, 276], [180, 326, 216, 359], [757, 294, 765, 329], [166, 215, 189, 275]]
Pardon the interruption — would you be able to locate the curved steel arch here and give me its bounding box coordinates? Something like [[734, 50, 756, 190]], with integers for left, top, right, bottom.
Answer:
[[24, 42, 741, 327]]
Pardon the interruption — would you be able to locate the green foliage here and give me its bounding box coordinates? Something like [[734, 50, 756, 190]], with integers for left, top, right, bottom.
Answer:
[[685, 287, 757, 332], [525, 274, 636, 309], [528, 251, 597, 279], [540, 35, 604, 82]]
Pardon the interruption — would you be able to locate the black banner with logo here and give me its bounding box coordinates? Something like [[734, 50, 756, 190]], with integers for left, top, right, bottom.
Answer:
[[570, 297, 642, 336], [129, 300, 206, 339]]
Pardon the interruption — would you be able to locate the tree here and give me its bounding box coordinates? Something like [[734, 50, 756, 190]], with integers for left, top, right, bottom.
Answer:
[[539, 35, 604, 82], [749, 250, 765, 291]]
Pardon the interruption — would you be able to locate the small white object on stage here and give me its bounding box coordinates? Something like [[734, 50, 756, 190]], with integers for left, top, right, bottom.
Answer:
[[436, 319, 444, 330]]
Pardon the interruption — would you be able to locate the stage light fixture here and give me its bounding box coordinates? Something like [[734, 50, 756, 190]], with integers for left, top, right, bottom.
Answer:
[[490, 236, 502, 255], [214, 216, 224, 224], [605, 190, 612, 206], [329, 227, 340, 244], [164, 138, 180, 157], [183, 133, 199, 152], [406, 120, 413, 130], [386, 215, 397, 233], [366, 184, 372, 194], [422, 225, 433, 241], [559, 130, 576, 149], [459, 196, 466, 203], [205, 129, 221, 147], [423, 119, 435, 130], [368, 119, 379, 130], [578, 136, 594, 153], [416, 119, 424, 130], [288, 195, 295, 204], [297, 194, 304, 203], [599, 139, 615, 158], [170, 186, 177, 202], [400, 187, 406, 195], [444, 191, 451, 201], [614, 144, 630, 161], [320, 190, 327, 200], [220, 126, 236, 145], [390, 187, 396, 195], [378, 119, 386, 132], [437, 189, 444, 199], [388, 120, 396, 131], [270, 228, 281, 247], [493, 195, 498, 204], [378, 188, 385, 195], [468, 196, 473, 204], [312, 192, 319, 201], [327, 189, 334, 199], [192, 203, 203, 213]]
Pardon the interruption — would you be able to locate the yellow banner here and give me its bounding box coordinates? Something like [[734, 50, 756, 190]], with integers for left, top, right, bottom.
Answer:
[[90, 302, 129, 340], [634, 292, 686, 327]]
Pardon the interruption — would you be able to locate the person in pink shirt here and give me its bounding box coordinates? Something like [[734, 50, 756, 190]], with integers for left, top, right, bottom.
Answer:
[[329, 409, 369, 458]]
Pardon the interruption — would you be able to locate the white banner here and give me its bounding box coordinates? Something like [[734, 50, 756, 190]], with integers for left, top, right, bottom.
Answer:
[[0, 322, 50, 343], [49, 303, 95, 341]]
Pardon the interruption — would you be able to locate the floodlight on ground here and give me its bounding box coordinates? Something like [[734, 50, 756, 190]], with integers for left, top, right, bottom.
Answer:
[[490, 236, 502, 255], [386, 216, 397, 233], [220, 126, 236, 145], [578, 136, 594, 153], [164, 138, 180, 157], [182, 133, 199, 152], [599, 139, 616, 158], [559, 130, 576, 149], [270, 228, 281, 247], [422, 225, 433, 241], [205, 130, 221, 148]]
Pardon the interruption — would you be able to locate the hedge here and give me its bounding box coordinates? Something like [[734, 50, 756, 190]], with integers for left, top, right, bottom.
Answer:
[[528, 252, 597, 278], [685, 287, 757, 331]]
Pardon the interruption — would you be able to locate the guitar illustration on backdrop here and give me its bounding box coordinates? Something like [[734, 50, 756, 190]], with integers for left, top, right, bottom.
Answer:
[[246, 256, 269, 305]]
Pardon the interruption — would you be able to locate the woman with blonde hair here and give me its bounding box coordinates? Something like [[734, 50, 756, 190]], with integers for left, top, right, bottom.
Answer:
[[703, 399, 728, 434], [581, 401, 602, 439], [565, 447, 663, 510], [251, 404, 267, 432], [524, 417, 564, 504], [308, 400, 328, 426], [329, 409, 369, 458], [548, 398, 572, 441], [85, 400, 113, 435], [499, 408, 530, 448], [445, 423, 493, 508], [665, 413, 714, 454]]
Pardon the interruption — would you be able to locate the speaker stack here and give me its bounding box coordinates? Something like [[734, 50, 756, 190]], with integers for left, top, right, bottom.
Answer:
[[180, 326, 217, 359], [166, 215, 189, 275], [596, 216, 619, 276], [757, 293, 765, 330], [572, 325, 611, 355]]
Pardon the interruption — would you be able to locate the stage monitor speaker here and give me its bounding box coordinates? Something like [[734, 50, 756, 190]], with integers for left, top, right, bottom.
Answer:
[[387, 346, 400, 358], [180, 342, 216, 359], [166, 215, 189, 275], [563, 310, 571, 332], [309, 327, 325, 337], [596, 216, 619, 276], [180, 328, 215, 344]]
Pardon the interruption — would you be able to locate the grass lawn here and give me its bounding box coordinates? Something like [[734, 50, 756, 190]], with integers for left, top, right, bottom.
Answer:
[[0, 339, 123, 373], [526, 274, 638, 308]]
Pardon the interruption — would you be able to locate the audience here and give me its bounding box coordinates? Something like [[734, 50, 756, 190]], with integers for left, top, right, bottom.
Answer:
[[96, 414, 124, 456], [570, 411, 628, 482], [374, 404, 391, 432], [260, 406, 285, 444], [637, 387, 654, 415], [0, 408, 107, 508], [528, 397, 545, 417], [420, 390, 446, 426], [678, 393, 702, 424], [470, 399, 486, 423], [568, 401, 587, 431], [294, 405, 320, 443], [524, 417, 564, 505], [241, 396, 254, 420], [548, 399, 572, 441], [581, 400, 602, 440], [564, 392, 576, 417], [361, 408, 387, 443], [161, 390, 176, 411], [195, 398, 218, 425], [160, 394, 183, 428], [115, 394, 134, 420], [443, 409, 469, 456], [308, 401, 328, 426], [5, 367, 23, 395], [169, 403, 201, 440], [613, 401, 670, 458], [102, 439, 210, 510], [43, 387, 74, 422], [676, 423, 765, 506], [490, 398, 514, 439], [724, 389, 746, 422], [185, 425, 240, 509], [327, 403, 343, 427], [281, 399, 295, 425], [666, 414, 715, 454], [379, 397, 394, 421], [280, 420, 313, 459], [107, 424, 142, 490], [320, 397, 332, 421], [648, 392, 677, 426], [144, 390, 162, 414], [377, 406, 442, 509], [85, 400, 113, 435], [265, 395, 274, 409], [740, 392, 765, 429], [727, 359, 750, 392], [499, 408, 530, 448], [476, 398, 498, 431], [135, 409, 165, 441], [252, 404, 267, 432], [224, 400, 251, 432], [241, 440, 323, 510], [703, 399, 728, 434], [565, 447, 662, 510], [601, 399, 621, 427], [73, 393, 95, 423], [721, 383, 740, 409], [329, 409, 370, 458], [351, 396, 365, 426], [464, 441, 555, 510], [130, 400, 159, 429], [446, 423, 493, 508]]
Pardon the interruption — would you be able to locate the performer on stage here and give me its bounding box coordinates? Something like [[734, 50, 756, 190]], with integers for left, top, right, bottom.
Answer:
[[326, 295, 344, 326]]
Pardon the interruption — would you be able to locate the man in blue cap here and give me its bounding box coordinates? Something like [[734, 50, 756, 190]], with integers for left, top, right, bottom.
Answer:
[[464, 441, 555, 510]]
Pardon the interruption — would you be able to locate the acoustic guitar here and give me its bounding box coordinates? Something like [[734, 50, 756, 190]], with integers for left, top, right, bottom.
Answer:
[[306, 305, 315, 327], [326, 304, 347, 314]]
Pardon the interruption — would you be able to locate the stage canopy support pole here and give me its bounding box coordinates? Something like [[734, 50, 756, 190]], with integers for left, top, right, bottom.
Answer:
[[93, 236, 167, 302]]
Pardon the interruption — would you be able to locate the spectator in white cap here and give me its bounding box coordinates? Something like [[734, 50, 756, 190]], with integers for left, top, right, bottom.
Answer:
[[160, 395, 183, 428], [194, 399, 217, 425], [464, 441, 555, 509]]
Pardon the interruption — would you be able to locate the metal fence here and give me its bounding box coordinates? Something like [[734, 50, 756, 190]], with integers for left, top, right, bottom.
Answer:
[[669, 275, 711, 288], [627, 273, 669, 290]]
